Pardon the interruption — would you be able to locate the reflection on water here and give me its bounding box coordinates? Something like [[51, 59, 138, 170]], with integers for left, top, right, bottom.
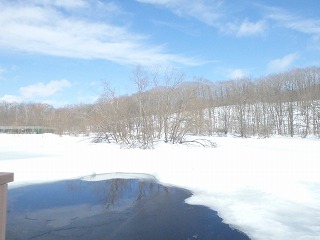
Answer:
[[7, 174, 251, 240]]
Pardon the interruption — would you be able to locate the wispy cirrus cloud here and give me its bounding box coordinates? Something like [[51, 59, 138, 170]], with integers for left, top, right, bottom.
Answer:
[[37, 0, 88, 8], [0, 1, 200, 67], [137, 0, 224, 26], [0, 79, 71, 103], [225, 20, 267, 37], [266, 7, 320, 39], [137, 0, 268, 38], [268, 53, 299, 72]]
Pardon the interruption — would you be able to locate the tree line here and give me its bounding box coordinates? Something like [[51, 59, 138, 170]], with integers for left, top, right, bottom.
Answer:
[[1, 66, 320, 147]]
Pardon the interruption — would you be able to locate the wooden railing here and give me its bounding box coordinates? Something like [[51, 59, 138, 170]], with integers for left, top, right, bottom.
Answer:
[[0, 173, 14, 240]]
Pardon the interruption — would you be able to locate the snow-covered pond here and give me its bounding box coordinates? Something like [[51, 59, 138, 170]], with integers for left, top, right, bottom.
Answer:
[[1, 134, 320, 240], [7, 173, 250, 240]]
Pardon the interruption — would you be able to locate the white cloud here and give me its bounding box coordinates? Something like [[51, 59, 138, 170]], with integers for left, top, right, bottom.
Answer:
[[268, 53, 299, 72], [137, 0, 223, 26], [0, 1, 200, 67], [0, 79, 71, 104], [225, 20, 267, 37], [19, 79, 71, 99], [0, 94, 22, 103], [228, 69, 246, 79]]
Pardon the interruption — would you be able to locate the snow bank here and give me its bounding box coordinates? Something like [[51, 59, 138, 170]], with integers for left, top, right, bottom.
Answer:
[[0, 133, 319, 240]]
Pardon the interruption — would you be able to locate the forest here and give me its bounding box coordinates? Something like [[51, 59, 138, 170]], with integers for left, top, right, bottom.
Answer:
[[1, 66, 320, 148]]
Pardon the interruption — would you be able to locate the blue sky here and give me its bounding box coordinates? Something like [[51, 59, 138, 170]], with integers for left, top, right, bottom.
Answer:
[[1, 0, 320, 107]]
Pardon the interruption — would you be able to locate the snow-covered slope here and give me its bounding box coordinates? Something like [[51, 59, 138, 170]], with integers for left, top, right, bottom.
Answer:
[[0, 133, 319, 240]]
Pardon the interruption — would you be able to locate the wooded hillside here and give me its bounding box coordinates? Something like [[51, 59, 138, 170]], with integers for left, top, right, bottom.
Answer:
[[1, 66, 320, 147]]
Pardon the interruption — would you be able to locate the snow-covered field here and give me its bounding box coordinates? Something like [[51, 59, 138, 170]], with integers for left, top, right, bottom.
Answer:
[[0, 134, 319, 240]]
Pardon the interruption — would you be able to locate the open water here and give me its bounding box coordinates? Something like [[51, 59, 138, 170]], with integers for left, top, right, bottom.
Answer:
[[6, 174, 250, 240]]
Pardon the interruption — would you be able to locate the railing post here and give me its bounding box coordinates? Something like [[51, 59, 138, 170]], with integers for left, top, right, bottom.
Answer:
[[0, 173, 14, 240]]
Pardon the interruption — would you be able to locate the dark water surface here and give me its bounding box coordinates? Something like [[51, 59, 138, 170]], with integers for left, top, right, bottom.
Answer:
[[7, 175, 250, 240]]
